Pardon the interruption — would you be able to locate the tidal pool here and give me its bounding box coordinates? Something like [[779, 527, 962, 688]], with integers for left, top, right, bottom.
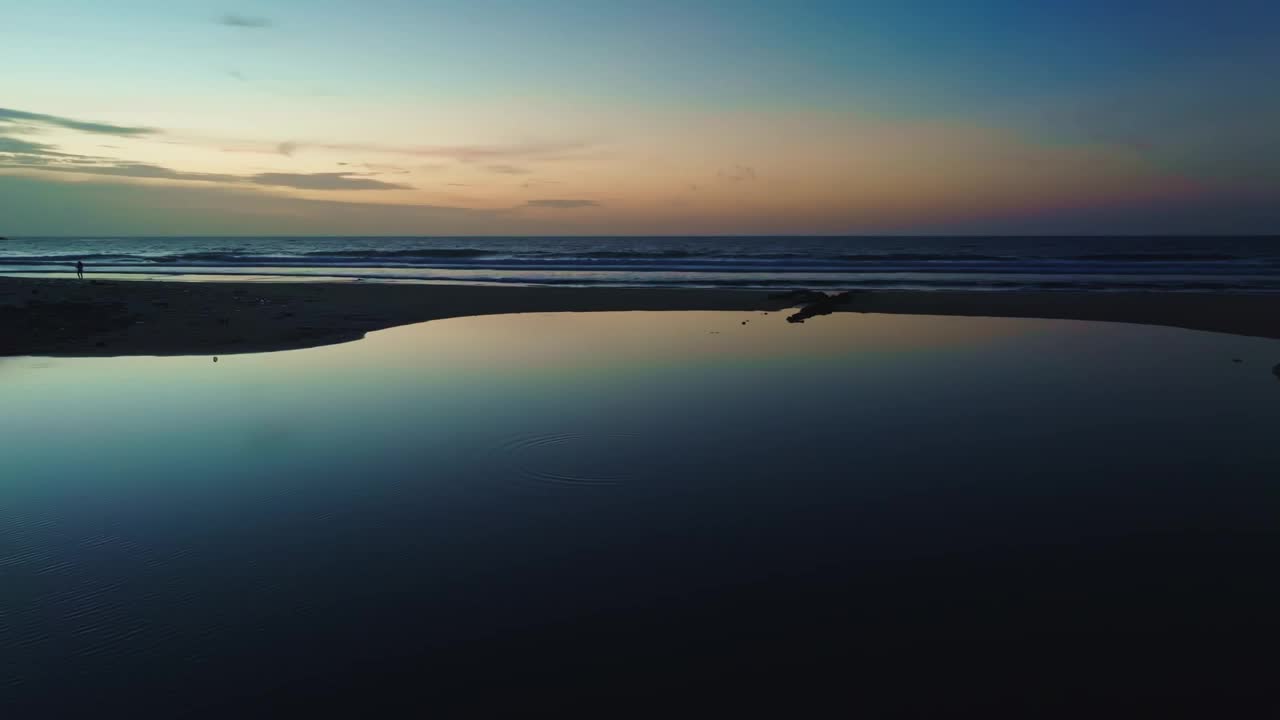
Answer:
[[3, 311, 1279, 715]]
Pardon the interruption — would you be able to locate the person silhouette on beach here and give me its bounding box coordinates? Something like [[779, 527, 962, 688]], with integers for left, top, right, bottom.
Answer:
[[75, 260, 84, 280]]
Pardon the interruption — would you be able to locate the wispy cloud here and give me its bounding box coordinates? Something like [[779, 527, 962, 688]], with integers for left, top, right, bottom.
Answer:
[[192, 134, 592, 165], [261, 139, 589, 163], [1, 158, 242, 184], [525, 199, 599, 209], [0, 107, 157, 137], [0, 146, 412, 191], [0, 137, 81, 158], [0, 104, 593, 200], [486, 164, 531, 175], [205, 137, 590, 163], [250, 172, 411, 191], [717, 164, 757, 182], [360, 163, 411, 175], [0, 174, 506, 236], [219, 13, 273, 29], [0, 106, 418, 192]]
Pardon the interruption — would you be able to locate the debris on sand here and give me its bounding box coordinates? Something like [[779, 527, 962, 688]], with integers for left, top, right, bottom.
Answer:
[[787, 291, 856, 323]]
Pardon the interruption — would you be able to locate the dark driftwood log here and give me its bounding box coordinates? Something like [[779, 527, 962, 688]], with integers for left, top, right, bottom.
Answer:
[[787, 291, 856, 323]]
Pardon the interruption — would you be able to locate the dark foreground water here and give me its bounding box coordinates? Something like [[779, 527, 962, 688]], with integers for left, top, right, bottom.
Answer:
[[3, 312, 1280, 716]]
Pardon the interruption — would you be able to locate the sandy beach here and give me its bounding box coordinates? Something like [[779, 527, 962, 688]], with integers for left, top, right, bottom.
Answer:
[[3, 276, 1279, 356]]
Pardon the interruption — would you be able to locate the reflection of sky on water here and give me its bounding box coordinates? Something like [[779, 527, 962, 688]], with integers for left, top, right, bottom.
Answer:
[[2, 311, 1279, 714]]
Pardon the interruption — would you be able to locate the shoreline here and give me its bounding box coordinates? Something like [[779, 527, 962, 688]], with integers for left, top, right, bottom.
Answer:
[[3, 276, 1279, 357]]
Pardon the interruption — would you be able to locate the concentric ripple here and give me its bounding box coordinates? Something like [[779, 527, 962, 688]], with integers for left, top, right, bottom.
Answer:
[[498, 432, 641, 488]]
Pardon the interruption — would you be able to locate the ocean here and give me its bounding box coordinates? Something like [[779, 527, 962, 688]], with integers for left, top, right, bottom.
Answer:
[[2, 235, 1279, 292]]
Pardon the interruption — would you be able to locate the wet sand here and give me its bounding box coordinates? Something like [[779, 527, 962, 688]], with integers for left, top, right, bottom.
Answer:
[[2, 276, 1279, 356]]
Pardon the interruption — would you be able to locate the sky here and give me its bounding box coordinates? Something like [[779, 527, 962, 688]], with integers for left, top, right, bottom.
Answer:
[[2, 0, 1278, 236]]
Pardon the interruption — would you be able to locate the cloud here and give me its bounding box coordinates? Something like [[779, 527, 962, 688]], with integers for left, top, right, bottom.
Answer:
[[1, 157, 242, 184], [524, 199, 599, 209], [717, 164, 757, 182], [227, 69, 248, 82], [0, 137, 80, 158], [0, 104, 596, 203], [486, 164, 531, 175], [407, 142, 585, 163], [219, 13, 272, 28], [1, 145, 411, 191], [250, 172, 412, 191], [259, 139, 589, 163], [0, 174, 513, 236], [0, 112, 413, 193], [360, 163, 411, 174], [3, 107, 588, 168], [0, 107, 156, 137]]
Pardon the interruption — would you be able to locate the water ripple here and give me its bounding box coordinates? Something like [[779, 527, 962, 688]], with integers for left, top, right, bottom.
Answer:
[[498, 432, 640, 488]]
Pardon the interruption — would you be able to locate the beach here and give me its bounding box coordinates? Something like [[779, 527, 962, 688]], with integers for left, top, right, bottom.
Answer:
[[3, 275, 1280, 356], [9, 0, 1280, 711]]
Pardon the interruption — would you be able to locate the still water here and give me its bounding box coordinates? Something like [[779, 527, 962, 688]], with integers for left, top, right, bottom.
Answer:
[[3, 312, 1279, 715]]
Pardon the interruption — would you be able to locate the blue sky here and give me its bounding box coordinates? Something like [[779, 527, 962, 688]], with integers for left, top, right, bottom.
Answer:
[[2, 0, 1277, 234]]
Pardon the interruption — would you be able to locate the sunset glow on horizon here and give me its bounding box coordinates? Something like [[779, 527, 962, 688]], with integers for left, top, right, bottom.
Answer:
[[3, 1, 1278, 235]]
